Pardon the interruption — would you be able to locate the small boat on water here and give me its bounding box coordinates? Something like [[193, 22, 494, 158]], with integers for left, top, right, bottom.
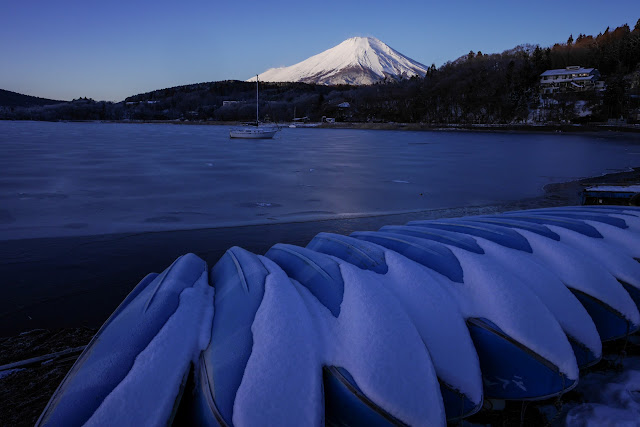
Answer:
[[229, 75, 279, 139], [229, 126, 278, 139]]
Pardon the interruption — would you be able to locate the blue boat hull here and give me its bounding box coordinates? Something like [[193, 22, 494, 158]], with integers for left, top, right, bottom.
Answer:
[[570, 289, 636, 342], [307, 233, 480, 421], [266, 243, 442, 425], [36, 206, 640, 424], [323, 367, 407, 427], [196, 247, 270, 426], [37, 254, 206, 426], [467, 318, 576, 400], [349, 231, 575, 400], [429, 218, 639, 341]]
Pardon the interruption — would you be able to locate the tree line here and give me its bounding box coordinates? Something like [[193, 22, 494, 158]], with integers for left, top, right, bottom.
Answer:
[[2, 20, 639, 124]]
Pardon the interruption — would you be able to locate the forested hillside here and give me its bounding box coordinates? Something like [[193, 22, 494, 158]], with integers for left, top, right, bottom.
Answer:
[[0, 89, 64, 108], [407, 20, 640, 123], [2, 20, 639, 124]]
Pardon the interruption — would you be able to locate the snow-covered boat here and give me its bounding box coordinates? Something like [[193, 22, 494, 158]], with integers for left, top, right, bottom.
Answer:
[[348, 230, 579, 400], [36, 254, 211, 427], [407, 218, 640, 343], [376, 224, 602, 369], [37, 205, 640, 425], [306, 232, 483, 421], [265, 243, 446, 426], [191, 247, 327, 425], [494, 210, 640, 307]]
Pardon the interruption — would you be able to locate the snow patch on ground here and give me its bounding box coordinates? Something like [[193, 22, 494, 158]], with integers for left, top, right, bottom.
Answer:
[[564, 357, 640, 426], [574, 100, 592, 118]]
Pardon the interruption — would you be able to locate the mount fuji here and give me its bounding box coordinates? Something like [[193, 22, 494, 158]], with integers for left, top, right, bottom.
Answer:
[[249, 37, 429, 86]]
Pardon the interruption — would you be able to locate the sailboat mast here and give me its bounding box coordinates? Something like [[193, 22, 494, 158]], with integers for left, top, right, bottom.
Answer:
[[256, 75, 259, 125]]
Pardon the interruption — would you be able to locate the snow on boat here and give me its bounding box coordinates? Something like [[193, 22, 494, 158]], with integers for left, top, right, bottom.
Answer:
[[265, 243, 446, 426], [378, 224, 601, 369], [36, 206, 640, 424], [191, 247, 321, 426], [507, 206, 640, 235], [306, 232, 482, 421], [349, 231, 579, 400], [516, 208, 640, 264], [37, 254, 211, 427], [479, 211, 640, 303], [496, 212, 640, 307], [408, 218, 640, 342]]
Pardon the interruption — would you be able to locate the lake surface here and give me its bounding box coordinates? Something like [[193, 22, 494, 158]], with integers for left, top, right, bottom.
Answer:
[[2, 121, 640, 335], [1, 121, 640, 241]]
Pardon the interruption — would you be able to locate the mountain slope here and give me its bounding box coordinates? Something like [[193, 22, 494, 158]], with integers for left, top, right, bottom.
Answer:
[[250, 37, 429, 85], [0, 89, 65, 107]]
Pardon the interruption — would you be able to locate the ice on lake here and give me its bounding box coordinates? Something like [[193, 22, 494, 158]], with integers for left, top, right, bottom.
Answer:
[[1, 121, 639, 240]]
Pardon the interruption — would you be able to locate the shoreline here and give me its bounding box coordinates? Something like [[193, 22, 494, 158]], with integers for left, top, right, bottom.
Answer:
[[315, 121, 640, 133], [4, 118, 640, 133]]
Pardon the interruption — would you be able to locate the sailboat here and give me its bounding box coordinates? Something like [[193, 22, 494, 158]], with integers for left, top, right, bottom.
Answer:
[[229, 76, 279, 139]]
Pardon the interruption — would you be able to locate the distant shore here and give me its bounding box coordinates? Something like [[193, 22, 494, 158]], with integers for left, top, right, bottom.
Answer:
[[142, 120, 640, 133], [164, 120, 640, 133], [11, 119, 640, 133], [315, 121, 640, 133]]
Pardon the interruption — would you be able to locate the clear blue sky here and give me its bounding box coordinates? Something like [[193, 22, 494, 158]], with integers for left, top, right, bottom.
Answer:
[[1, 0, 638, 102]]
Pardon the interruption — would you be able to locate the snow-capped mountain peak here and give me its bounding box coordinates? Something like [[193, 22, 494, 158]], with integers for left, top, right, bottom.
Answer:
[[249, 37, 428, 85]]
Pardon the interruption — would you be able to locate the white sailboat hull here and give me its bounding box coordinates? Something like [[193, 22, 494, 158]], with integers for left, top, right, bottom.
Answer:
[[229, 128, 278, 139], [229, 75, 280, 140]]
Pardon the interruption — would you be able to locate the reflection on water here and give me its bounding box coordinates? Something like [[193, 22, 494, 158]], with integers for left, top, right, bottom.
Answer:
[[1, 121, 638, 240]]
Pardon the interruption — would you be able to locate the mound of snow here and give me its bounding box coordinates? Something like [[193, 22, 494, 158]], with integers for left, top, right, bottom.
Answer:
[[564, 357, 640, 426]]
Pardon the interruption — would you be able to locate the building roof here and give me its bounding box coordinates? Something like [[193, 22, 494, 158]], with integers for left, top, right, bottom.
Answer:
[[540, 67, 596, 77]]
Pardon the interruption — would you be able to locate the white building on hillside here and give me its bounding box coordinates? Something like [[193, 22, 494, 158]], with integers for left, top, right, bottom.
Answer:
[[540, 66, 605, 94]]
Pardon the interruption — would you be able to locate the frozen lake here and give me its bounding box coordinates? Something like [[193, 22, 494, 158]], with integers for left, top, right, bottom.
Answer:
[[1, 121, 639, 241]]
